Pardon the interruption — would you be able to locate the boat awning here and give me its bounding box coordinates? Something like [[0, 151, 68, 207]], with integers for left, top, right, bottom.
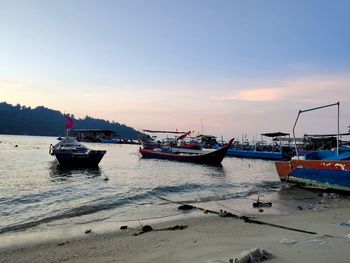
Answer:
[[196, 134, 217, 139], [73, 129, 117, 134], [142, 129, 187, 134], [261, 132, 290, 137], [304, 132, 350, 138]]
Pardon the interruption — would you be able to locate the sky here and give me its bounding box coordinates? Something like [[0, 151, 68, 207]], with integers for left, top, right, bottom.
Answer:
[[1, 0, 350, 140]]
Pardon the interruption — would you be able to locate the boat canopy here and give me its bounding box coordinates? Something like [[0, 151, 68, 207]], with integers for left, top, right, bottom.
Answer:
[[261, 132, 290, 137], [304, 132, 350, 138], [142, 129, 187, 134]]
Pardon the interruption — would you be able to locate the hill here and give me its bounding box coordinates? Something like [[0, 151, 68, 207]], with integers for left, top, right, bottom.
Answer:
[[0, 102, 140, 139]]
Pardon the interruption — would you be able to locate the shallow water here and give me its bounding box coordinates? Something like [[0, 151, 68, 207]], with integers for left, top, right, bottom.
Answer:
[[0, 135, 283, 243]]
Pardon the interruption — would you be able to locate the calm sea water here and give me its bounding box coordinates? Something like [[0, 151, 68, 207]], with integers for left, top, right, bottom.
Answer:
[[0, 135, 282, 244]]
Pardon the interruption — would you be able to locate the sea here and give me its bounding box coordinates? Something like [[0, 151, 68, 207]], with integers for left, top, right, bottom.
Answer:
[[0, 134, 285, 247]]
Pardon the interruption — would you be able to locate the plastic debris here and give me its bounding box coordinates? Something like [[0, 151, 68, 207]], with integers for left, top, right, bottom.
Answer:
[[233, 248, 273, 263], [340, 221, 350, 228], [279, 238, 327, 246], [208, 248, 272, 263], [120, 225, 128, 230], [219, 210, 239, 218], [166, 225, 187, 230], [84, 229, 92, 234], [279, 238, 298, 245]]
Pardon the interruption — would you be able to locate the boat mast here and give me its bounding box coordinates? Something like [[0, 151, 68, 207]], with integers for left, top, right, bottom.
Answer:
[[293, 102, 340, 160]]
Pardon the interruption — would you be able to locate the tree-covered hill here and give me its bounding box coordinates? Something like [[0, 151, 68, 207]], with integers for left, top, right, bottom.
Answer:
[[0, 102, 140, 139]]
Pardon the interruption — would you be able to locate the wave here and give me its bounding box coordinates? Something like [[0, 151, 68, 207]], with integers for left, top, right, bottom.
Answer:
[[0, 181, 282, 234]]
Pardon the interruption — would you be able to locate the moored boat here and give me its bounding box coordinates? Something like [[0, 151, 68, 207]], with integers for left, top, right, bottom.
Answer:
[[226, 148, 289, 160], [275, 102, 350, 192], [139, 139, 233, 165], [275, 159, 350, 192], [226, 132, 293, 160], [138, 129, 202, 150], [50, 116, 106, 167], [50, 137, 106, 167]]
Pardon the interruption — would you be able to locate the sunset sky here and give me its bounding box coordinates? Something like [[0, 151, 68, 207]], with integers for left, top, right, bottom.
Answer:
[[1, 0, 350, 139]]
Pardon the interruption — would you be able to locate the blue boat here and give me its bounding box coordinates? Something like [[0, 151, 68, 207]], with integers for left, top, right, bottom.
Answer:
[[226, 132, 293, 160], [304, 147, 350, 160], [226, 148, 289, 160], [275, 102, 350, 192]]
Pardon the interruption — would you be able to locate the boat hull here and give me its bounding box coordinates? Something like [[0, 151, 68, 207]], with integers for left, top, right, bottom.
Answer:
[[227, 149, 289, 160], [275, 160, 350, 192], [53, 150, 106, 167]]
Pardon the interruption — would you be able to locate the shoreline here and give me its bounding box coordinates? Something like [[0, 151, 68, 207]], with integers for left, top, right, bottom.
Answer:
[[0, 186, 321, 249], [1, 189, 350, 263]]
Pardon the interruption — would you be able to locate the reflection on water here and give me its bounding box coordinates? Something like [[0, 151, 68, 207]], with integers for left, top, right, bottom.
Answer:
[[48, 161, 102, 181], [203, 164, 225, 176]]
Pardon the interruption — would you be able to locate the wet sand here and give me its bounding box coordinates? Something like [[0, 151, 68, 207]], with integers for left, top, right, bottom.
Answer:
[[1, 188, 350, 263]]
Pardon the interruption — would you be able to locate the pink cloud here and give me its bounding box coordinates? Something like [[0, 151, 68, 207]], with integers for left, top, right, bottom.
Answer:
[[212, 74, 350, 103]]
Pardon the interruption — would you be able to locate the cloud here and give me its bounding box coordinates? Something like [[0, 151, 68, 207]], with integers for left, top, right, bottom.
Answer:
[[211, 74, 350, 103]]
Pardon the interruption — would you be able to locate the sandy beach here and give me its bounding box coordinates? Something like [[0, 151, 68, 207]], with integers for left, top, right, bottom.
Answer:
[[1, 189, 350, 263]]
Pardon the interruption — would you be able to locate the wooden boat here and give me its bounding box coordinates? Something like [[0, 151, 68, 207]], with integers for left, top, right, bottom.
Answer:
[[139, 129, 202, 150], [139, 139, 233, 165], [50, 137, 106, 167], [275, 159, 350, 192], [275, 102, 350, 192]]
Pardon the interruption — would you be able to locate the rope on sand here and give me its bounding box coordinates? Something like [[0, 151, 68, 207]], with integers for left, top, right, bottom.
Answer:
[[153, 195, 318, 235]]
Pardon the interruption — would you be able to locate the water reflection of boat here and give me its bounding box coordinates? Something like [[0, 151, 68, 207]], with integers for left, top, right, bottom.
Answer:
[[49, 161, 102, 180], [49, 137, 106, 167]]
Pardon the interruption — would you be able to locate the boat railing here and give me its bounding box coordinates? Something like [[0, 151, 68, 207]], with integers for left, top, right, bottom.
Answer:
[[292, 102, 340, 160]]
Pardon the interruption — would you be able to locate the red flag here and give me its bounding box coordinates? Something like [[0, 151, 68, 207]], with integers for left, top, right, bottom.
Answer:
[[65, 115, 74, 129]]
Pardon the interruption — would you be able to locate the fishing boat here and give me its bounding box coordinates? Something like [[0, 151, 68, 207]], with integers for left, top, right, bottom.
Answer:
[[49, 116, 106, 167], [139, 129, 202, 150], [226, 132, 293, 160], [275, 102, 350, 192], [50, 137, 106, 167], [139, 139, 233, 165]]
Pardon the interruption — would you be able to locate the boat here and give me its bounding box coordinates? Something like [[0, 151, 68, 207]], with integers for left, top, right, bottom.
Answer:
[[50, 137, 106, 167], [226, 148, 290, 160], [139, 139, 233, 165], [275, 102, 350, 192], [49, 116, 106, 167], [226, 132, 293, 160], [139, 129, 202, 150]]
